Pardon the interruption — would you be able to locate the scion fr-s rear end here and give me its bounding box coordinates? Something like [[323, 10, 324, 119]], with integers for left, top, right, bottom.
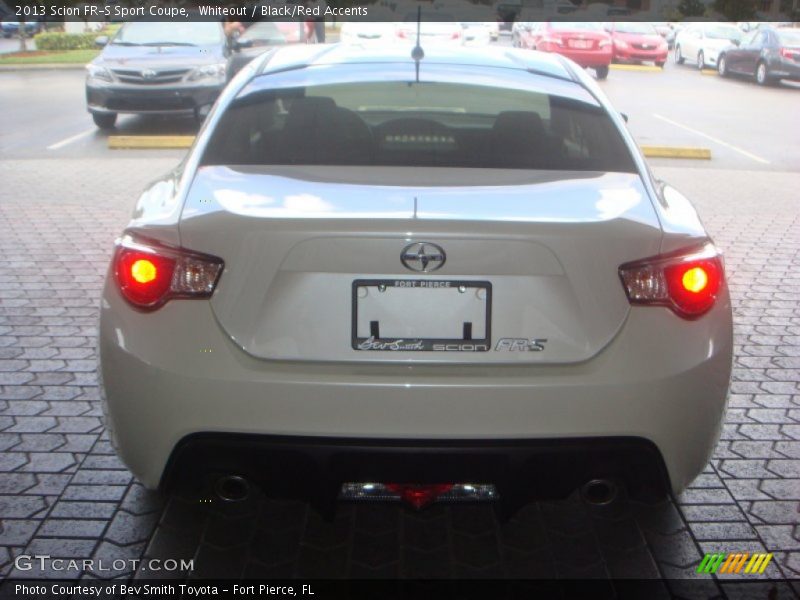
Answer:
[[99, 46, 732, 515]]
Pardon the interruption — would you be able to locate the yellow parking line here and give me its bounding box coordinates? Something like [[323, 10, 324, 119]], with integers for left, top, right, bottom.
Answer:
[[108, 136, 195, 149], [610, 64, 663, 72], [641, 145, 711, 159], [701, 69, 718, 76]]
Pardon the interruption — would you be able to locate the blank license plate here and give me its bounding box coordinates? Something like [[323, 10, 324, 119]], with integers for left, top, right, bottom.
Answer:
[[568, 40, 591, 49], [352, 279, 492, 351]]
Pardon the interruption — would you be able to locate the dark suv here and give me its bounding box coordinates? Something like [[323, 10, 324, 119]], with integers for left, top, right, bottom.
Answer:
[[86, 21, 229, 129]]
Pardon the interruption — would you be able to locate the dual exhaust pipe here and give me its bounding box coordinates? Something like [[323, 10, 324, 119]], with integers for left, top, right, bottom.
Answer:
[[212, 475, 619, 506]]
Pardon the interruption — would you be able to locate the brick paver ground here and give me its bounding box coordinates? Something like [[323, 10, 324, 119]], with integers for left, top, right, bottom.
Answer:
[[0, 159, 798, 596]]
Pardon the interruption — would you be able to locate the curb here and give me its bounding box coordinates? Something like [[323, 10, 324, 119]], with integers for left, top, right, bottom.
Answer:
[[0, 63, 87, 71], [701, 69, 718, 76], [610, 64, 664, 72], [641, 145, 711, 159], [108, 135, 195, 149]]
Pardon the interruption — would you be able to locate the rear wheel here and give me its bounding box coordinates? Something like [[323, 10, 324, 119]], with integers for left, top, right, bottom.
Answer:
[[595, 65, 609, 80], [92, 112, 117, 129], [675, 44, 684, 64], [696, 50, 705, 70], [718, 54, 728, 77], [756, 61, 775, 86]]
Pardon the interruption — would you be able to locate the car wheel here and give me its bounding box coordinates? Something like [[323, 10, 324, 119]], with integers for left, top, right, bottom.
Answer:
[[595, 65, 609, 80], [675, 45, 684, 64], [718, 55, 728, 77], [92, 112, 117, 129], [697, 51, 704, 70], [755, 61, 774, 86]]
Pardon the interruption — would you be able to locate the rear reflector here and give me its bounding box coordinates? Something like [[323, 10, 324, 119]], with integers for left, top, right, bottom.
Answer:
[[619, 243, 723, 319], [340, 482, 498, 508], [114, 234, 223, 311]]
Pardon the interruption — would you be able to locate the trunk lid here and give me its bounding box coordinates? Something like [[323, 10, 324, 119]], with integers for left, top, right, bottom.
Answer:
[[180, 165, 662, 364]]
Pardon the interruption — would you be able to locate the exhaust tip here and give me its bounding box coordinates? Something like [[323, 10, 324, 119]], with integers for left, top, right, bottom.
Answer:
[[214, 475, 250, 503], [580, 479, 619, 506]]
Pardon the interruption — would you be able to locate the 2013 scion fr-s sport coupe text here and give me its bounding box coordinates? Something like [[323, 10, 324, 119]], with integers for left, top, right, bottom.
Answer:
[[99, 44, 732, 515]]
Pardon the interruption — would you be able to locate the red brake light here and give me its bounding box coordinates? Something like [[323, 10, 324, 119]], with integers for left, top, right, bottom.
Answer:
[[113, 235, 223, 311], [451, 31, 461, 39], [780, 47, 796, 59], [619, 244, 724, 319]]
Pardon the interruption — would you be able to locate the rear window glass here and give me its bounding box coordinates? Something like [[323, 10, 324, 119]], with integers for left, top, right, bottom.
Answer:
[[201, 78, 636, 173]]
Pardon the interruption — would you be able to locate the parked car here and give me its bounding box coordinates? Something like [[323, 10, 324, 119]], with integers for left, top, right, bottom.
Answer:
[[674, 22, 742, 70], [651, 22, 677, 49], [718, 26, 800, 85], [227, 22, 304, 80], [396, 12, 463, 46], [1, 17, 40, 38], [85, 20, 230, 129], [339, 16, 397, 46], [517, 21, 613, 79], [606, 21, 668, 67], [99, 44, 732, 514], [460, 22, 496, 46]]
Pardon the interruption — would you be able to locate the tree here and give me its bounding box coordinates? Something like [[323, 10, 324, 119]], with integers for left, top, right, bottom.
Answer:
[[678, 0, 706, 15], [713, 0, 758, 19], [18, 18, 27, 53]]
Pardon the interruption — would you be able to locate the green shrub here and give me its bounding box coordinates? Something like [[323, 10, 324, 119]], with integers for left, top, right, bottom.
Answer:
[[33, 32, 99, 51]]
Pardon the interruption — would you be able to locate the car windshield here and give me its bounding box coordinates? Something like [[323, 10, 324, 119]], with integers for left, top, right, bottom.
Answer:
[[777, 29, 800, 45], [240, 22, 289, 44], [113, 22, 223, 46], [549, 22, 603, 31], [704, 25, 742, 41], [202, 74, 636, 173], [614, 23, 657, 35]]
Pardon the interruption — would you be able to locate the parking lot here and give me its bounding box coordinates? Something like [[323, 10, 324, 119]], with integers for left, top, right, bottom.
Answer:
[[1, 41, 799, 593]]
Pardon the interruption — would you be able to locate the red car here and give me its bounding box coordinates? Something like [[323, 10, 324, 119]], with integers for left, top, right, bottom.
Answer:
[[606, 22, 668, 67], [517, 21, 612, 79]]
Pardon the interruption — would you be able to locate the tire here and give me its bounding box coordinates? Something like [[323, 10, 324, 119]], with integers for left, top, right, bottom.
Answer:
[[755, 61, 775, 86], [697, 50, 704, 70], [718, 54, 728, 77], [595, 65, 609, 80], [92, 112, 117, 129], [675, 44, 684, 64]]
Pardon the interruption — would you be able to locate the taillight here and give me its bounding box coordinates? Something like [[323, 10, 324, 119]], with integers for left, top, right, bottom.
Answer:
[[113, 235, 223, 311], [619, 244, 724, 319], [541, 35, 563, 46], [780, 47, 797, 60], [397, 29, 406, 39], [451, 31, 461, 39]]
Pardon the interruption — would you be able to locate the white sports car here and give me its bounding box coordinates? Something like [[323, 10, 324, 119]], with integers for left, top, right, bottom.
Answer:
[[99, 44, 732, 514]]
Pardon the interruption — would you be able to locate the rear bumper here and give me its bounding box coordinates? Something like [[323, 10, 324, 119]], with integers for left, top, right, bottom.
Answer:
[[99, 280, 733, 497], [614, 48, 668, 63], [86, 81, 223, 115], [164, 433, 670, 509], [546, 46, 612, 67], [771, 59, 800, 80]]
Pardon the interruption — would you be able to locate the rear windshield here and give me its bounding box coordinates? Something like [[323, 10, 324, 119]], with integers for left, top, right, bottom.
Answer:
[[201, 78, 637, 173]]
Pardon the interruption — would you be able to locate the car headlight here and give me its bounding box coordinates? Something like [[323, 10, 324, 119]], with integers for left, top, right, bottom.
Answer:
[[86, 64, 112, 83], [186, 63, 227, 83]]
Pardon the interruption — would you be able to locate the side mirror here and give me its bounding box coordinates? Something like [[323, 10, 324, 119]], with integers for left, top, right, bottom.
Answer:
[[620, 112, 628, 123], [95, 36, 109, 47], [732, 39, 740, 46]]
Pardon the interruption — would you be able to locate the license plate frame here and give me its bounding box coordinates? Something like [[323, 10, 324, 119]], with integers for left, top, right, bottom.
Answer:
[[352, 279, 492, 352], [568, 39, 591, 49]]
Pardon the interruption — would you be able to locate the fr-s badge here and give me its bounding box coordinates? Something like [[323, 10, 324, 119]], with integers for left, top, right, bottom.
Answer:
[[496, 338, 548, 352]]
